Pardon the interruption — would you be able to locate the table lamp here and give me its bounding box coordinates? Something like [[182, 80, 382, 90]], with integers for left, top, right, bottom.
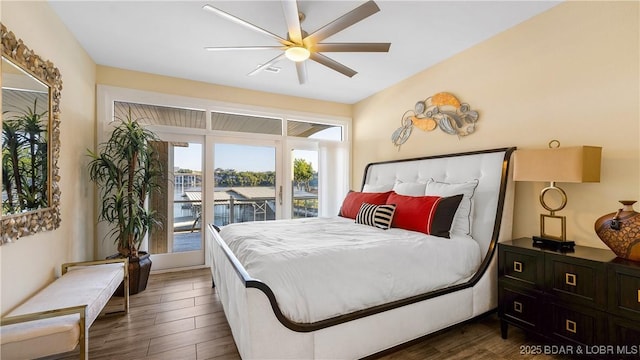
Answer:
[[513, 140, 602, 249]]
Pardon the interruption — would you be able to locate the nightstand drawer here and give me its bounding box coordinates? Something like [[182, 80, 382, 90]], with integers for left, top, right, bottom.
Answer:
[[499, 285, 541, 331], [609, 316, 640, 345], [500, 246, 543, 287], [549, 303, 606, 345], [498, 239, 619, 346], [608, 264, 640, 319], [546, 254, 607, 308]]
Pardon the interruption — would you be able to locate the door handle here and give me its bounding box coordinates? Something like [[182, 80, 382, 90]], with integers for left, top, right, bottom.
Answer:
[[278, 185, 283, 205]]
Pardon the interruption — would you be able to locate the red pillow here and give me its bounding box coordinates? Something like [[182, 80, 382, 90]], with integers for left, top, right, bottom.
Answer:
[[339, 191, 392, 219], [386, 191, 463, 238]]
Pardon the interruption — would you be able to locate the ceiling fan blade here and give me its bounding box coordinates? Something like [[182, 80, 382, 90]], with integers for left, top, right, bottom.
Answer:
[[202, 4, 292, 46], [314, 43, 390, 52], [247, 53, 287, 76], [303, 1, 380, 46], [204, 46, 285, 51], [295, 61, 307, 84], [310, 52, 357, 78], [281, 0, 303, 45]]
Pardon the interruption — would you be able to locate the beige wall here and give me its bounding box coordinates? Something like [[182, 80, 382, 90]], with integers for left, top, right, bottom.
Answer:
[[1, 1, 97, 314], [353, 1, 639, 249], [96, 66, 352, 118]]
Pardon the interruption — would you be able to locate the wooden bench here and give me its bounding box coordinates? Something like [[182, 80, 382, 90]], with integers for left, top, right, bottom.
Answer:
[[0, 258, 129, 359]]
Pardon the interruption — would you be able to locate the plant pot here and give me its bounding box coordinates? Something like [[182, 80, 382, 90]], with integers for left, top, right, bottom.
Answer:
[[107, 251, 152, 296], [595, 201, 640, 261]]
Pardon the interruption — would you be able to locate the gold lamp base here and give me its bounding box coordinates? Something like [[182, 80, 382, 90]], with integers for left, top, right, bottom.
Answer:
[[540, 213, 566, 241], [533, 182, 575, 250], [532, 236, 575, 251], [513, 140, 603, 252]]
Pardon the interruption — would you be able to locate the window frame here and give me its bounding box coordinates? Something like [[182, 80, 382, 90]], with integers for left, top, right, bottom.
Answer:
[[97, 85, 351, 262]]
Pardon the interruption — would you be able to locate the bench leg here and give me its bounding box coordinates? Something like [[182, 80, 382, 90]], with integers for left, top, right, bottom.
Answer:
[[79, 312, 88, 360], [124, 283, 130, 314], [124, 267, 130, 314]]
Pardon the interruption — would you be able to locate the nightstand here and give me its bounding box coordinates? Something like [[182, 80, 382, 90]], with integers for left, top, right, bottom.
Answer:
[[607, 258, 640, 345], [498, 238, 640, 346]]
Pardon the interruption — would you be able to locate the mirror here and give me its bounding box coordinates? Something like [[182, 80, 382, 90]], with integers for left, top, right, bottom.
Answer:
[[1, 23, 62, 244], [2, 57, 50, 213]]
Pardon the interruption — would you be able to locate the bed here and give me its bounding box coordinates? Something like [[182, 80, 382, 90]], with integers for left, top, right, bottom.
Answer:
[[206, 147, 516, 359]]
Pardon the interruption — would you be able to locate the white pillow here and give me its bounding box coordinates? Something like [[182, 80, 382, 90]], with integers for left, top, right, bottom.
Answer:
[[392, 180, 427, 196], [362, 183, 393, 193], [425, 178, 479, 235]]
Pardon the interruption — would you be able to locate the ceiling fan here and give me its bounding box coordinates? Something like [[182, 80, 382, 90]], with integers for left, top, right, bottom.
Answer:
[[202, 0, 391, 84]]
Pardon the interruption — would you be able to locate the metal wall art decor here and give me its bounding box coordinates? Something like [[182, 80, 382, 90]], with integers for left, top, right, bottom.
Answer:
[[391, 92, 479, 149]]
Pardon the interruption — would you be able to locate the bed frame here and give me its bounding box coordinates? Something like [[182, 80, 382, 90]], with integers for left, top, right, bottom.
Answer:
[[206, 147, 516, 359]]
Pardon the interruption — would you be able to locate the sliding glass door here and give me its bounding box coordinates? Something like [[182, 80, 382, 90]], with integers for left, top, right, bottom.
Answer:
[[291, 148, 318, 219], [150, 133, 206, 270], [212, 141, 281, 225], [97, 88, 350, 269], [171, 142, 203, 252]]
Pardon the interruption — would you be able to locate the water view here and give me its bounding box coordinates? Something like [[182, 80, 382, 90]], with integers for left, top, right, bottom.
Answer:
[[170, 149, 318, 253]]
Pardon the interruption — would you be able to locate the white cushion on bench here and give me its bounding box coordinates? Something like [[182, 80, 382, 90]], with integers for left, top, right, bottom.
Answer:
[[1, 263, 124, 359], [0, 315, 80, 360]]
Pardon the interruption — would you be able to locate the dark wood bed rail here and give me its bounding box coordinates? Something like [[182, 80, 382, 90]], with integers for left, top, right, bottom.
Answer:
[[208, 147, 516, 333]]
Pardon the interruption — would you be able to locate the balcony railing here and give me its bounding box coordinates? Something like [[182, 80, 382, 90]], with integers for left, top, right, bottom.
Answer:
[[169, 195, 317, 252]]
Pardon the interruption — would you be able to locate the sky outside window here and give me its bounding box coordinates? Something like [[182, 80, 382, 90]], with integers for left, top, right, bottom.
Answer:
[[175, 143, 318, 173]]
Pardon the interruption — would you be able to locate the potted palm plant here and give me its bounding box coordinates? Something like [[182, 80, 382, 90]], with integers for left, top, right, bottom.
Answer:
[[87, 110, 163, 295]]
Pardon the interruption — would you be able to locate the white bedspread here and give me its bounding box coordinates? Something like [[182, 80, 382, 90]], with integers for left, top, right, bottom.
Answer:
[[219, 216, 481, 323]]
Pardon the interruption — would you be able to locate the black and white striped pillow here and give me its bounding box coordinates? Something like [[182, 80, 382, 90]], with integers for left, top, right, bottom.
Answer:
[[355, 203, 396, 230]]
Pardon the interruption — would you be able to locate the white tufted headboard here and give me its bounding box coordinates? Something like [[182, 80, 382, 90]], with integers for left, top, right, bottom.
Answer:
[[361, 148, 516, 260]]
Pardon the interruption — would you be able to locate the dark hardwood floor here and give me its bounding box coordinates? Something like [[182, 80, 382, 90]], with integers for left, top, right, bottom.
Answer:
[[67, 268, 568, 359]]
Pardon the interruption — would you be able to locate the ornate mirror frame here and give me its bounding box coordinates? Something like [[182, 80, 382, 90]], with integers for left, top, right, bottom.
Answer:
[[1, 23, 62, 244]]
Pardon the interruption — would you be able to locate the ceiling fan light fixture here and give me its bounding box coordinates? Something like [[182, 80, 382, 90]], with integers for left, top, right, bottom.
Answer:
[[284, 46, 310, 62], [202, 1, 390, 82]]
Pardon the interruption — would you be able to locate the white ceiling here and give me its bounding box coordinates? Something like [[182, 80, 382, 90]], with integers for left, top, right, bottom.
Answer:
[[49, 1, 560, 104]]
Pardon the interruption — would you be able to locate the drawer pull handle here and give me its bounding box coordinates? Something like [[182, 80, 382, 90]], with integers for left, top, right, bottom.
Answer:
[[514, 261, 523, 273], [566, 319, 577, 334], [565, 273, 577, 286], [638, 289, 639, 303], [513, 301, 523, 313]]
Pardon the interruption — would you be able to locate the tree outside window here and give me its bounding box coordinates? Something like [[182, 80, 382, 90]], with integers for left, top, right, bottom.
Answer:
[[293, 158, 313, 192]]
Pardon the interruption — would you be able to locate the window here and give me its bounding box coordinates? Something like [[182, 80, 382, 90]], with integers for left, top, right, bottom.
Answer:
[[213, 143, 277, 226], [287, 119, 342, 141], [98, 85, 350, 269], [211, 111, 282, 135], [291, 149, 318, 218], [171, 142, 203, 252], [114, 101, 206, 129]]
